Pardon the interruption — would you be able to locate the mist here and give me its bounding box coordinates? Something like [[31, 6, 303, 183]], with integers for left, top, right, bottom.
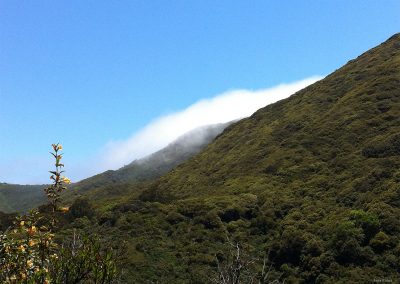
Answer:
[[82, 76, 322, 178], [1, 76, 322, 184]]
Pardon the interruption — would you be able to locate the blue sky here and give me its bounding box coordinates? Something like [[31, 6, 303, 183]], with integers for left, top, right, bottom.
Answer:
[[1, 1, 399, 184]]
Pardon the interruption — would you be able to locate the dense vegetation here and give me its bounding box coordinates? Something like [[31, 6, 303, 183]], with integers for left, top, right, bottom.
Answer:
[[1, 34, 399, 283], [80, 34, 399, 282]]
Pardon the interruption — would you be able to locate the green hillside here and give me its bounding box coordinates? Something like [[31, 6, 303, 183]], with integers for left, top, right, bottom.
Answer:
[[0, 183, 46, 213], [147, 34, 400, 202], [71, 122, 231, 192], [77, 34, 400, 282], [63, 122, 232, 208]]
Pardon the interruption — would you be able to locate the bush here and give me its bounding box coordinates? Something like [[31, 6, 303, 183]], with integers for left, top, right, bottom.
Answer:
[[369, 231, 391, 252], [349, 210, 380, 241], [271, 227, 306, 265], [165, 211, 186, 225], [362, 134, 400, 158], [331, 221, 364, 264], [69, 197, 95, 220]]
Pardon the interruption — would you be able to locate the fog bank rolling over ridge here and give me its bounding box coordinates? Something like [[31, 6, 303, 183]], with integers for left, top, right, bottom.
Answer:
[[91, 76, 322, 177], [0, 76, 322, 184]]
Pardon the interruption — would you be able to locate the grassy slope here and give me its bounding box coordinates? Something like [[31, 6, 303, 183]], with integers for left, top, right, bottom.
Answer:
[[82, 34, 400, 283]]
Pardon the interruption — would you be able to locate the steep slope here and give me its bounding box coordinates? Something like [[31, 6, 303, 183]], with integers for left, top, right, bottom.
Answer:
[[65, 121, 232, 204], [0, 122, 231, 212], [147, 34, 400, 202], [74, 122, 231, 191], [90, 34, 400, 282]]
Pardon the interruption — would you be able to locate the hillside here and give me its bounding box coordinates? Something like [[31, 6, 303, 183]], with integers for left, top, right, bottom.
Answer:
[[81, 34, 400, 282], [0, 183, 46, 213], [72, 122, 231, 191], [0, 122, 231, 212], [147, 34, 400, 201], [64, 122, 232, 206]]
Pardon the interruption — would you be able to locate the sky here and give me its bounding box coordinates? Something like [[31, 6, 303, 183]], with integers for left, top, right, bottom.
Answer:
[[1, 1, 399, 184]]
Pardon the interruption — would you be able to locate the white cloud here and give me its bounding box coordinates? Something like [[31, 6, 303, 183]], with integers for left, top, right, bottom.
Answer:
[[1, 76, 322, 184], [88, 76, 322, 176]]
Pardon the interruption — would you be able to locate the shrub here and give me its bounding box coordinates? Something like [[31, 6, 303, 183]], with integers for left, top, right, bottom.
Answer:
[[349, 210, 380, 241], [362, 134, 400, 158], [331, 221, 364, 264], [369, 231, 391, 252], [69, 197, 95, 220]]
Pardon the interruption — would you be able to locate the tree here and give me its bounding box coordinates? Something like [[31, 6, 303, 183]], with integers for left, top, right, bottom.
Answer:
[[213, 238, 282, 284]]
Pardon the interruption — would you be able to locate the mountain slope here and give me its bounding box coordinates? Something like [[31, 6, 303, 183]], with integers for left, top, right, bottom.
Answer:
[[74, 122, 231, 190], [91, 34, 400, 282], [65, 121, 232, 204], [146, 33, 400, 201]]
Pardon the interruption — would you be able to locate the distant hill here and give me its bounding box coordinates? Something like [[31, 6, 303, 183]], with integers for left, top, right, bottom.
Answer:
[[86, 34, 400, 282], [0, 183, 46, 213], [0, 122, 232, 212]]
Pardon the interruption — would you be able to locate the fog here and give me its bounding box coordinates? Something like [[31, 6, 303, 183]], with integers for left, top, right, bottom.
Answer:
[[89, 76, 321, 176], [1, 76, 321, 184]]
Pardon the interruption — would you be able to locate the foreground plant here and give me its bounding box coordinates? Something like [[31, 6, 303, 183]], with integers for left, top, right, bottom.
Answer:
[[0, 211, 56, 283], [213, 238, 283, 284], [0, 144, 118, 283], [51, 230, 117, 283], [45, 143, 71, 225]]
